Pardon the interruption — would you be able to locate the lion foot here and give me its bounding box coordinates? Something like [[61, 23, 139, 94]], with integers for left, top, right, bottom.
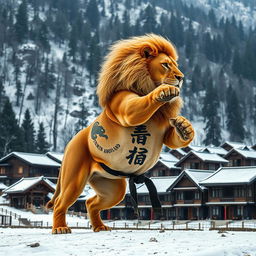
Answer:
[[52, 226, 72, 234], [93, 225, 111, 232]]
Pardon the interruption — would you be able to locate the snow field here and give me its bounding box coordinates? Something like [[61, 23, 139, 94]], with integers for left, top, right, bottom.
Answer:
[[0, 228, 256, 256]]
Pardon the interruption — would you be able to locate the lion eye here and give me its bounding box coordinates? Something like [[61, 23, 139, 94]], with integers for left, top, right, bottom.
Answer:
[[161, 63, 170, 70]]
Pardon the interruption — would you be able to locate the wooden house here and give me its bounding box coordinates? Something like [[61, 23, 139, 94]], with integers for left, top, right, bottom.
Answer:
[[169, 148, 186, 160], [182, 145, 205, 153], [167, 169, 214, 220], [0, 152, 61, 185], [220, 141, 247, 152], [3, 176, 55, 209], [147, 153, 181, 177], [201, 146, 228, 157], [224, 148, 256, 167], [175, 151, 229, 171], [200, 166, 256, 220], [46, 152, 63, 164]]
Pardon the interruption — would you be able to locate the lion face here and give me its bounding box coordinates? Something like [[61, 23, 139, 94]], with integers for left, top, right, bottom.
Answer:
[[97, 34, 184, 112], [147, 53, 184, 89]]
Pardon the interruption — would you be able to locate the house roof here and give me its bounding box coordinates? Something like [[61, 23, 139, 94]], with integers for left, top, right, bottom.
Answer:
[[175, 151, 229, 166], [135, 176, 178, 194], [170, 148, 187, 156], [225, 148, 256, 160], [0, 152, 61, 167], [200, 166, 256, 186], [202, 147, 228, 156], [0, 182, 7, 190], [220, 141, 247, 150], [46, 152, 64, 163], [159, 152, 178, 162], [167, 169, 215, 191], [4, 176, 56, 194]]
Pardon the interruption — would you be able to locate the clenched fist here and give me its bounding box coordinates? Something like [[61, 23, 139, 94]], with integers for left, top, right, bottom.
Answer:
[[170, 116, 194, 141], [153, 84, 180, 102]]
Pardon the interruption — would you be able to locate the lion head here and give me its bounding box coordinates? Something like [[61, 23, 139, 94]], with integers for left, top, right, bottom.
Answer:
[[97, 34, 184, 117]]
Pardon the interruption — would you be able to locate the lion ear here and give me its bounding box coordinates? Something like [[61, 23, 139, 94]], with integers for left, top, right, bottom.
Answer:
[[140, 46, 153, 58]]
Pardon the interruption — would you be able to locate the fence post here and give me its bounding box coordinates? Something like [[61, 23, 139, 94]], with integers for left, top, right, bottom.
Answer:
[[172, 222, 175, 230], [77, 222, 78, 227], [242, 221, 244, 229], [186, 222, 188, 230], [125, 222, 127, 229], [199, 223, 201, 230], [149, 222, 150, 229], [136, 222, 138, 229]]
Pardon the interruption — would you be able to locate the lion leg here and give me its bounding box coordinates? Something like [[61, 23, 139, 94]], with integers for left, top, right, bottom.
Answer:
[[86, 176, 126, 232], [52, 129, 92, 234]]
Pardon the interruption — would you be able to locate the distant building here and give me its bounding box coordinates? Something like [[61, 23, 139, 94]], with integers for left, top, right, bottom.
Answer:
[[169, 148, 186, 160], [175, 151, 229, 171], [220, 141, 248, 152], [167, 169, 214, 220], [225, 148, 256, 167], [201, 147, 228, 157], [3, 176, 55, 209], [0, 152, 61, 185], [200, 166, 256, 220]]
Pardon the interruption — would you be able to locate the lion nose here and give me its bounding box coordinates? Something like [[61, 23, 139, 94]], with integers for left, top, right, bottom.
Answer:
[[175, 75, 183, 82]]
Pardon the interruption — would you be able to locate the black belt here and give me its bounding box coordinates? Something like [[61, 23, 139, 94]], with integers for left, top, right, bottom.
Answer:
[[99, 162, 162, 218]]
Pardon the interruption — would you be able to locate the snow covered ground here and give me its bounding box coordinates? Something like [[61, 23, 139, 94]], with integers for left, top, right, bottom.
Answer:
[[0, 228, 256, 256]]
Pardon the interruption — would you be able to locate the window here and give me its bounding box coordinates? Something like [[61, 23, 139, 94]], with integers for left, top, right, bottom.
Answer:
[[194, 191, 200, 200], [190, 162, 199, 169], [236, 206, 243, 216], [212, 206, 219, 216], [248, 187, 252, 197], [208, 163, 216, 170], [0, 167, 5, 174], [158, 170, 166, 176], [177, 191, 184, 200], [234, 187, 245, 197], [18, 166, 23, 174], [211, 188, 222, 198]]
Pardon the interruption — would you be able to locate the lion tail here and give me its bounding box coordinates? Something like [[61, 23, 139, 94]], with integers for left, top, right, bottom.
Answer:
[[46, 168, 61, 209]]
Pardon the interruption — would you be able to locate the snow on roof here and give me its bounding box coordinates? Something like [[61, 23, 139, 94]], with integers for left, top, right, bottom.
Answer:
[[202, 147, 228, 155], [4, 176, 55, 194], [0, 152, 61, 167], [175, 151, 228, 166], [159, 160, 179, 169], [200, 166, 256, 185], [226, 148, 256, 159], [221, 141, 247, 149], [168, 169, 214, 191], [46, 152, 64, 163], [136, 176, 178, 194], [0, 182, 7, 190], [159, 152, 178, 162], [184, 169, 215, 190], [187, 145, 205, 151], [170, 148, 186, 156]]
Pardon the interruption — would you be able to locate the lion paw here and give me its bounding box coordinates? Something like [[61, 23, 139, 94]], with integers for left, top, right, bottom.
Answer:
[[52, 226, 72, 234], [153, 84, 180, 102], [170, 116, 194, 141], [93, 225, 111, 232]]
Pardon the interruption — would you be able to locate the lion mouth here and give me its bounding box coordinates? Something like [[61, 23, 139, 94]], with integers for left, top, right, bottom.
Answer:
[[156, 80, 183, 89]]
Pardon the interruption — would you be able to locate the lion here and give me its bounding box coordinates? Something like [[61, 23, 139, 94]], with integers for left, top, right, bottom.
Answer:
[[46, 34, 195, 233]]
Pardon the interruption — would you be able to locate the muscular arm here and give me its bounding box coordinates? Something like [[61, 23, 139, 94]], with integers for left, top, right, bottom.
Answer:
[[106, 85, 180, 127], [107, 91, 165, 126]]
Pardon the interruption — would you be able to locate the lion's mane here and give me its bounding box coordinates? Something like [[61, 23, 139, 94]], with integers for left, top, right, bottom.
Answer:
[[97, 34, 183, 118]]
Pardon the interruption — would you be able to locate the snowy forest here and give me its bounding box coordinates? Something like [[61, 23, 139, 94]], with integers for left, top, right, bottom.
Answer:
[[0, 0, 256, 157]]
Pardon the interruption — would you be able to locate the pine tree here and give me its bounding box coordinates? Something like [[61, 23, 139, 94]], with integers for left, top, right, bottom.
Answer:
[[15, 80, 22, 107], [75, 102, 89, 133], [22, 109, 35, 152], [202, 80, 222, 146], [226, 86, 245, 142], [0, 98, 24, 157], [38, 22, 50, 52], [35, 122, 49, 153], [191, 64, 202, 93], [15, 0, 28, 43], [86, 0, 100, 30]]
